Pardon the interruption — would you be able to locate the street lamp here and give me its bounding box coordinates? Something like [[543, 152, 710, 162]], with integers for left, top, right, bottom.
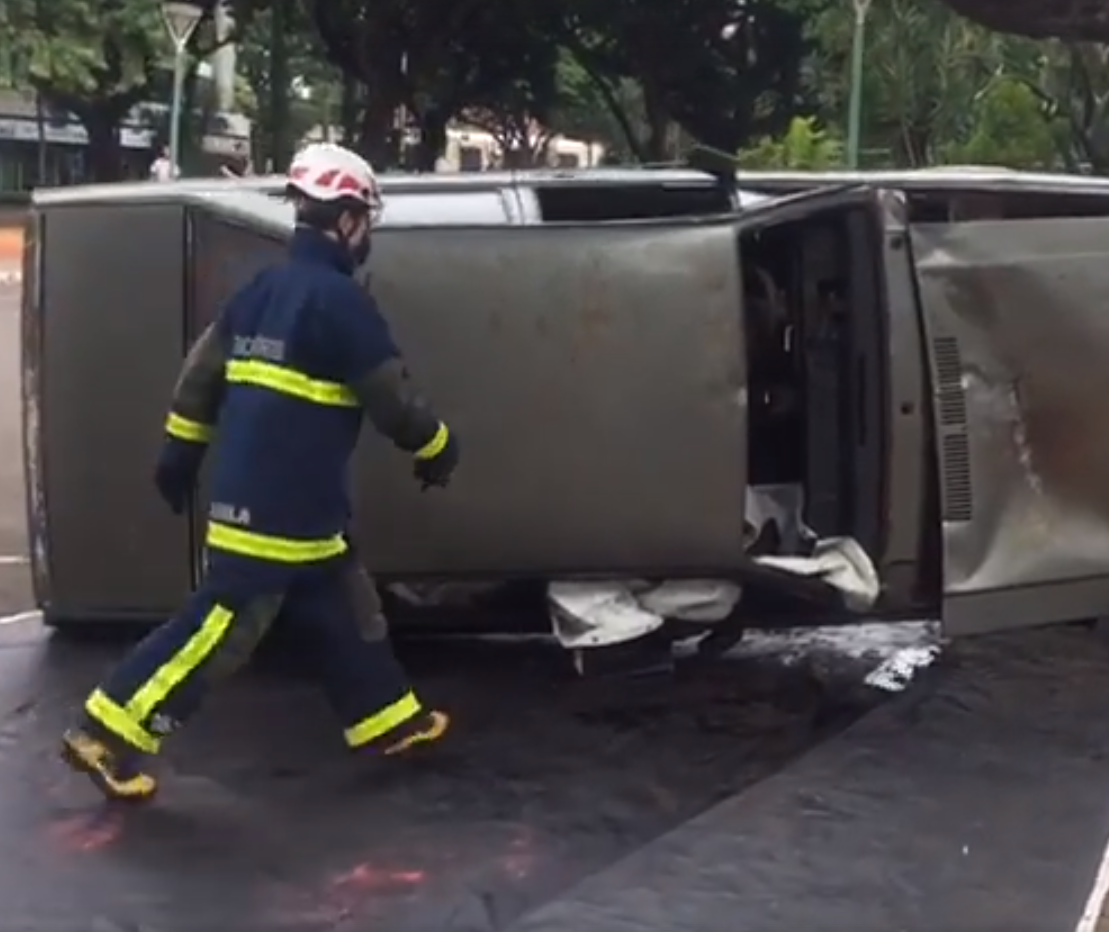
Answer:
[[160, 0, 205, 177], [845, 0, 873, 169]]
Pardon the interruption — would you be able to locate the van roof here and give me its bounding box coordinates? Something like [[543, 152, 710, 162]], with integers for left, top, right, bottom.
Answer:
[[31, 167, 721, 206], [31, 165, 1109, 208]]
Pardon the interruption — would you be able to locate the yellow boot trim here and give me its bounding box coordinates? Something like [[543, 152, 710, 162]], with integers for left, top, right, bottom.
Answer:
[[60, 730, 158, 801], [384, 710, 450, 756]]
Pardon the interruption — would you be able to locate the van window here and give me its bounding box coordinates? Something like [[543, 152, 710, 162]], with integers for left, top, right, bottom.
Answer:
[[378, 191, 511, 226], [535, 182, 733, 222]]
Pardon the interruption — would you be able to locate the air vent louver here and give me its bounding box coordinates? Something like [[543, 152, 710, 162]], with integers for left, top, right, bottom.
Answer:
[[932, 335, 973, 522]]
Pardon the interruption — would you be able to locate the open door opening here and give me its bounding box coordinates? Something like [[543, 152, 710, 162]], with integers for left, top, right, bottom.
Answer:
[[735, 198, 887, 617]]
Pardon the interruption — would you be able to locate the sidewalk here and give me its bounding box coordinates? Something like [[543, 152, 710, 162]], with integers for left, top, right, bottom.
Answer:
[[0, 230, 21, 285], [0, 229, 20, 264]]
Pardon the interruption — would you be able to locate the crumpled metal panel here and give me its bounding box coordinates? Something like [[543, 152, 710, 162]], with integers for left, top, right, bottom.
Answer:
[[913, 218, 1109, 634]]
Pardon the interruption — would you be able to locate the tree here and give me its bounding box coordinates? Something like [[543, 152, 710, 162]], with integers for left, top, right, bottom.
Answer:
[[451, 6, 566, 167], [1, 0, 169, 179], [237, 0, 339, 169], [737, 115, 845, 169], [1011, 41, 1109, 173], [545, 52, 649, 164], [562, 0, 815, 157], [940, 75, 1058, 168], [309, 0, 566, 170], [0, 0, 258, 180], [939, 0, 1109, 45], [807, 0, 1024, 166]]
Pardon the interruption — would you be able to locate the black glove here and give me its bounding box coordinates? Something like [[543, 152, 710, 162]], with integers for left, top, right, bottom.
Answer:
[[154, 439, 207, 514], [413, 430, 459, 490]]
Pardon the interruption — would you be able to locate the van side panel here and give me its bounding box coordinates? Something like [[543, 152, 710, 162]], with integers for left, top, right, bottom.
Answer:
[[359, 222, 748, 577], [37, 203, 191, 620], [913, 217, 1109, 634], [185, 212, 749, 579]]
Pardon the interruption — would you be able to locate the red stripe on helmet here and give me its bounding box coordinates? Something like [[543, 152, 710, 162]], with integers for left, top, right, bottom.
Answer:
[[335, 173, 364, 194]]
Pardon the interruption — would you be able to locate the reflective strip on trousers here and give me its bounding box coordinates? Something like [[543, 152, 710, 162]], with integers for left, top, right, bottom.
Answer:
[[85, 689, 161, 753], [206, 521, 348, 564], [225, 358, 359, 408], [84, 604, 236, 754], [165, 412, 213, 443], [344, 691, 422, 748]]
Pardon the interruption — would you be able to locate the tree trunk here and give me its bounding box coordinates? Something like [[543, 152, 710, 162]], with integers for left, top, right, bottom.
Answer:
[[80, 107, 124, 182], [356, 97, 396, 168], [339, 77, 359, 144], [181, 62, 202, 174], [642, 85, 670, 162], [34, 92, 47, 185], [412, 108, 448, 172], [269, 0, 293, 171]]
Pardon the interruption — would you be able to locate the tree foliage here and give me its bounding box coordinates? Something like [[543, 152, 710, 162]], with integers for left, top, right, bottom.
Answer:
[[6, 0, 1109, 183], [2, 0, 168, 178], [941, 75, 1058, 167], [737, 116, 845, 170]]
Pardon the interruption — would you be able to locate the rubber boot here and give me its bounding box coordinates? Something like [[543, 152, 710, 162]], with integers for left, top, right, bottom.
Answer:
[[60, 722, 158, 802], [381, 709, 450, 757]]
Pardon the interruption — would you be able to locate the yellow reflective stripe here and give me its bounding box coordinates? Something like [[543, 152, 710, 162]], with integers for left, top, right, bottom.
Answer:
[[225, 358, 358, 408], [165, 412, 213, 443], [344, 690, 422, 748], [125, 604, 235, 726], [85, 688, 161, 753], [414, 422, 449, 460], [206, 521, 348, 564]]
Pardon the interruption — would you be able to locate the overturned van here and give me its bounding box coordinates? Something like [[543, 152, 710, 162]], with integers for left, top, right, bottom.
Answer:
[[21, 167, 1109, 660]]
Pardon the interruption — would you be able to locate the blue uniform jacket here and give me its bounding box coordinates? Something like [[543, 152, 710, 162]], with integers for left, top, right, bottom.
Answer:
[[162, 226, 442, 568]]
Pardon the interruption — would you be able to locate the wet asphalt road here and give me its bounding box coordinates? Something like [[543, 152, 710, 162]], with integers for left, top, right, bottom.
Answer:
[[0, 281, 887, 930]]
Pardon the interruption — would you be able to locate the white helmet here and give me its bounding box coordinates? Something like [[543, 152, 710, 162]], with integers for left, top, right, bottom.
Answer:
[[286, 142, 383, 220]]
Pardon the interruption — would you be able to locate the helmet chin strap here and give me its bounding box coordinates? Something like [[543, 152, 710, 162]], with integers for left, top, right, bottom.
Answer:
[[334, 221, 371, 269]]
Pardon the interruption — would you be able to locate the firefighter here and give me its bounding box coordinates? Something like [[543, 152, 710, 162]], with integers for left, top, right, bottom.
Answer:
[[60, 142, 460, 802]]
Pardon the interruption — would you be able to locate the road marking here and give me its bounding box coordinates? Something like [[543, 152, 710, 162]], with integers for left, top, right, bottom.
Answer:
[[0, 555, 28, 565], [0, 610, 40, 627], [1076, 831, 1109, 932]]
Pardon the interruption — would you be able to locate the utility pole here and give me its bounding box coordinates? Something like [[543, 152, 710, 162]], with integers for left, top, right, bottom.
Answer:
[[160, 1, 204, 177], [846, 0, 873, 169]]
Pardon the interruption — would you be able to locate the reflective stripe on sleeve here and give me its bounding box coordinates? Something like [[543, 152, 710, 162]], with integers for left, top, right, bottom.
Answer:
[[166, 412, 213, 443], [414, 422, 449, 460]]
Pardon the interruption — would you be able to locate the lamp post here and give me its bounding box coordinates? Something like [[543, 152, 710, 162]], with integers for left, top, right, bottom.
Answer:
[[160, 0, 205, 177], [845, 0, 873, 169]]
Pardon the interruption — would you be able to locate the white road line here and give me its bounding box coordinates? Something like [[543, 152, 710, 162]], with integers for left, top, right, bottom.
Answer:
[[1076, 831, 1109, 932], [0, 610, 39, 627]]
